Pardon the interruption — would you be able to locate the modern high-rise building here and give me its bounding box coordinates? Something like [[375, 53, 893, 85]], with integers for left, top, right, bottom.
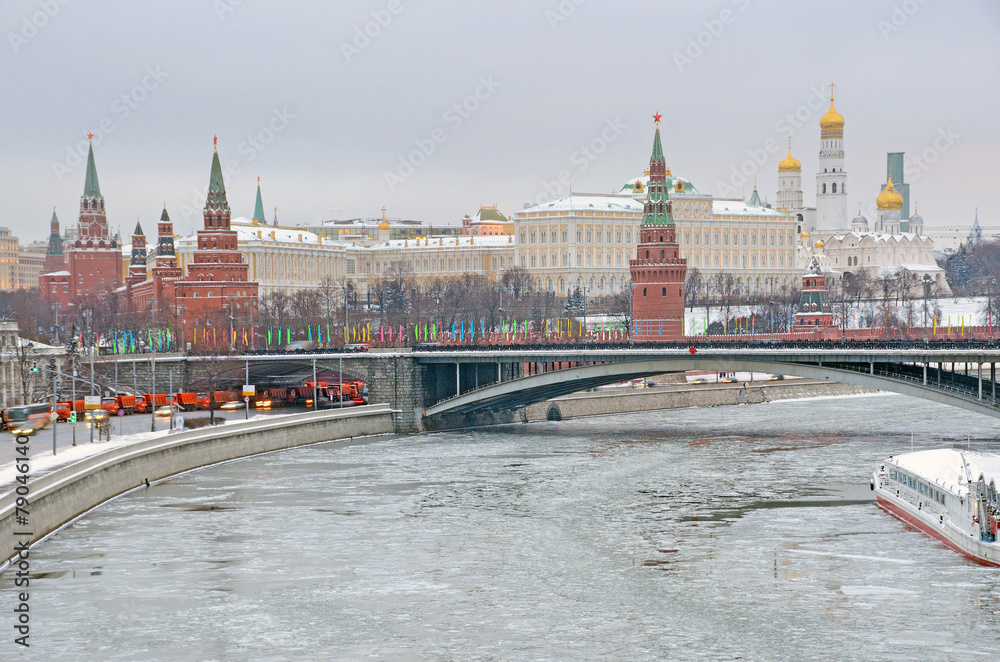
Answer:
[[886, 152, 910, 220]]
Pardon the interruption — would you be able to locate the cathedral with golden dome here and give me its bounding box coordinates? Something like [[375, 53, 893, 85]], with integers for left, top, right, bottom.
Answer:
[[783, 85, 947, 295]]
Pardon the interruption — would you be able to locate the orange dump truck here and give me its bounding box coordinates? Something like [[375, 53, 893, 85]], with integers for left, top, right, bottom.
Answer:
[[56, 400, 85, 421], [173, 392, 198, 411], [115, 394, 137, 415], [255, 388, 287, 408], [136, 393, 168, 413]]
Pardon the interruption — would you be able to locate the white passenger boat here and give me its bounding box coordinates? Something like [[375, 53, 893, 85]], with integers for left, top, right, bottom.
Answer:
[[872, 449, 1000, 566]]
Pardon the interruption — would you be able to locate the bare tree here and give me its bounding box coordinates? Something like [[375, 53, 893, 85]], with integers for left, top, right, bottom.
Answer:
[[371, 259, 414, 330], [187, 342, 241, 424], [684, 267, 702, 309], [258, 290, 292, 338], [606, 281, 633, 335], [12, 341, 41, 405], [317, 276, 340, 328]]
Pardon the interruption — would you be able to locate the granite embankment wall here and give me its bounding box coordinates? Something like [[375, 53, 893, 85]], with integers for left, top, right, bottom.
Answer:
[[525, 380, 873, 421], [0, 405, 395, 565]]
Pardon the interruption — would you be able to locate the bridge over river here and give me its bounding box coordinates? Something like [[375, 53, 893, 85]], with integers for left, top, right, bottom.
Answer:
[[96, 344, 1000, 431]]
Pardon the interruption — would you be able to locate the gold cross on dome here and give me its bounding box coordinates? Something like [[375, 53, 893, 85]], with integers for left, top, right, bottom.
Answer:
[[828, 82, 836, 100]]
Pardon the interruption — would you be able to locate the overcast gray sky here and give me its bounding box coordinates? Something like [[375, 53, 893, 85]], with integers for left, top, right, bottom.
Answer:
[[2, 0, 998, 241]]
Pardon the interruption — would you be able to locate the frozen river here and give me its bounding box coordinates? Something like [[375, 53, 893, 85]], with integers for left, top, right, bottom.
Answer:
[[4, 392, 1000, 660]]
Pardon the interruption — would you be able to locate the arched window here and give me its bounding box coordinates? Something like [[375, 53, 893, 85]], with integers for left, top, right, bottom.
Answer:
[[643, 287, 647, 297], [822, 183, 827, 194], [660, 249, 665, 260], [645, 249, 649, 259], [661, 287, 666, 296], [832, 183, 837, 193]]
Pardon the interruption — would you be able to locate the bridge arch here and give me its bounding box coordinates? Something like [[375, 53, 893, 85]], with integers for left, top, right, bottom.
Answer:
[[424, 356, 1000, 421]]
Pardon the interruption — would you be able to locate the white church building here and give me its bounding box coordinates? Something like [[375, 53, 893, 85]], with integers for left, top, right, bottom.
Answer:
[[775, 86, 949, 295]]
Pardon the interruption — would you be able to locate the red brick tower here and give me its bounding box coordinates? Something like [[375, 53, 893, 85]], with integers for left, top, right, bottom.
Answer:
[[125, 220, 147, 311], [126, 221, 146, 284], [150, 205, 182, 308], [173, 137, 258, 343], [630, 114, 687, 341], [42, 208, 64, 275], [41, 135, 121, 309]]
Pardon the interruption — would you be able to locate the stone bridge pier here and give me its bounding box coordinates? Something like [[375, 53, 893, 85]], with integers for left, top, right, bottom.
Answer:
[[363, 355, 522, 432]]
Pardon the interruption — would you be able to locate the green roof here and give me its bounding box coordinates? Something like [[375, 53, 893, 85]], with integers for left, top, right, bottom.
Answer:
[[478, 206, 507, 223], [748, 186, 762, 207], [133, 221, 144, 236], [83, 142, 101, 198], [205, 145, 230, 212], [253, 181, 266, 222], [650, 125, 664, 163], [160, 206, 170, 223], [641, 126, 674, 227], [46, 209, 63, 256]]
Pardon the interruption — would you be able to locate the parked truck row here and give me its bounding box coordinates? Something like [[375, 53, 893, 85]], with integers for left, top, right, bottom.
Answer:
[[4, 380, 369, 433]]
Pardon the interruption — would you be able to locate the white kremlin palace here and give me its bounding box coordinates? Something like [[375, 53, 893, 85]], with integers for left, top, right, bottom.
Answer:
[[157, 88, 946, 303]]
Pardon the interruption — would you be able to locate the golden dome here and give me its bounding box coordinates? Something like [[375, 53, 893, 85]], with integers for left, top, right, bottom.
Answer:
[[800, 231, 810, 238], [778, 137, 801, 171], [819, 94, 844, 130], [814, 239, 825, 249], [876, 175, 904, 210], [378, 219, 391, 230]]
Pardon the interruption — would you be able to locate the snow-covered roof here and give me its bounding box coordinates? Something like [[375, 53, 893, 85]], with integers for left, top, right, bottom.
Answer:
[[712, 199, 791, 218], [176, 219, 332, 246], [892, 449, 1000, 495], [232, 224, 322, 244], [360, 235, 514, 252], [829, 232, 932, 245], [516, 194, 643, 216], [898, 263, 945, 273], [40, 270, 71, 277]]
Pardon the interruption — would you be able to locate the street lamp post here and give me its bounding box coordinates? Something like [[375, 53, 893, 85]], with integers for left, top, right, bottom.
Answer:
[[150, 298, 157, 432], [51, 304, 61, 345], [922, 275, 932, 340], [882, 280, 890, 339], [82, 309, 94, 396], [177, 305, 188, 353]]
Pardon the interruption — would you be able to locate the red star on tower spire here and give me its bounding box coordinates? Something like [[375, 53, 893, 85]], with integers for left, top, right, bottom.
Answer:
[[87, 132, 94, 141], [653, 111, 662, 125]]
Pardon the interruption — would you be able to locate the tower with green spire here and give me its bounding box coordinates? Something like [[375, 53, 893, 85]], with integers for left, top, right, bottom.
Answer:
[[126, 220, 148, 295], [640, 120, 674, 227], [173, 136, 258, 344], [252, 177, 266, 224], [747, 179, 763, 208], [43, 134, 120, 308], [77, 135, 110, 242], [42, 208, 65, 275], [630, 113, 687, 341], [129, 221, 146, 267], [156, 205, 175, 260]]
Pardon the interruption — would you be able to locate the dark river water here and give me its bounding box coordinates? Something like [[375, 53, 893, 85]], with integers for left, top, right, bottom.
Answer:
[[5, 393, 1000, 661]]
